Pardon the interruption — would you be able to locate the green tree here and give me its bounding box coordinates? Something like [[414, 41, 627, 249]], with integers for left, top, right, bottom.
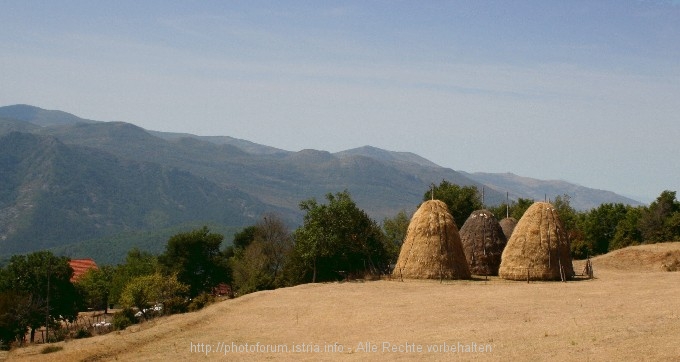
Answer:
[[580, 203, 628, 255], [231, 241, 272, 294], [491, 197, 534, 221], [294, 191, 389, 282], [119, 273, 188, 319], [611, 206, 644, 250], [230, 214, 293, 294], [549, 194, 587, 259], [424, 181, 483, 228], [382, 210, 410, 267], [0, 251, 79, 343], [76, 265, 114, 314], [109, 248, 158, 306], [553, 195, 578, 237], [640, 190, 680, 242], [232, 225, 258, 250], [0, 291, 29, 349], [159, 227, 230, 297]]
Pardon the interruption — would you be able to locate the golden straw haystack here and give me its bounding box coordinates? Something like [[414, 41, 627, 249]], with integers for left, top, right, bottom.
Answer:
[[459, 209, 507, 276], [498, 202, 574, 281], [392, 200, 471, 280], [499, 217, 517, 240]]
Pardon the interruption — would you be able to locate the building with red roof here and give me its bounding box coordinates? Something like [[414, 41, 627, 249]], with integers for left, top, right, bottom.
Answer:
[[69, 258, 98, 282]]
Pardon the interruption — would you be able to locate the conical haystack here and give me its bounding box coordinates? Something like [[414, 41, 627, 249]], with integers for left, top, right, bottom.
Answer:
[[499, 217, 517, 240], [393, 200, 471, 280], [459, 209, 507, 276], [498, 202, 574, 281]]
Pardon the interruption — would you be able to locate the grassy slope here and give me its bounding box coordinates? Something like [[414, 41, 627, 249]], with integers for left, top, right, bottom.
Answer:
[[7, 246, 680, 361]]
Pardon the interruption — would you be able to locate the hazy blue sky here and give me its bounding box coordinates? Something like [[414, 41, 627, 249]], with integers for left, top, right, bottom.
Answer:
[[2, 1, 679, 203]]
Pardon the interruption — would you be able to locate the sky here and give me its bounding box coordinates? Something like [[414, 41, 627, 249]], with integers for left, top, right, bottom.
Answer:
[[1, 1, 679, 203]]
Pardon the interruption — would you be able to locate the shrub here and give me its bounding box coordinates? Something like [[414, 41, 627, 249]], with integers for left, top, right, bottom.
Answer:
[[188, 293, 215, 312], [112, 308, 138, 330], [163, 296, 188, 315], [663, 259, 680, 272], [41, 345, 63, 354], [570, 239, 592, 259], [48, 324, 68, 343], [119, 273, 188, 319], [74, 328, 92, 339]]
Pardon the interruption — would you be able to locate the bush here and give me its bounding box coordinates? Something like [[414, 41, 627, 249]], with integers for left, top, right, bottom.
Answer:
[[74, 328, 92, 339], [188, 293, 215, 312], [48, 324, 68, 343], [570, 239, 592, 259], [41, 345, 63, 354], [163, 296, 188, 315], [663, 259, 680, 272], [119, 273, 189, 318], [112, 308, 138, 330]]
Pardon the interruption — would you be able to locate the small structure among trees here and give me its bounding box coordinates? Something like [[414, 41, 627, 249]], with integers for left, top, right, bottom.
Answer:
[[69, 258, 98, 283], [392, 200, 471, 280]]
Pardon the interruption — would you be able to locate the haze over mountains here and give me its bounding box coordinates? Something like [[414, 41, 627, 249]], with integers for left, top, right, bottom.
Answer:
[[0, 105, 642, 263]]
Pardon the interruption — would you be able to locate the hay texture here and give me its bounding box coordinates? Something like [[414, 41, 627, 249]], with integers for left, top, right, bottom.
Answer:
[[499, 217, 518, 240], [393, 200, 471, 280], [498, 202, 574, 281], [459, 209, 507, 276]]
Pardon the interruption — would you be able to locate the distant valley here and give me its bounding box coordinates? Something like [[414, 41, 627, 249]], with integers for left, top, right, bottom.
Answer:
[[0, 105, 642, 263]]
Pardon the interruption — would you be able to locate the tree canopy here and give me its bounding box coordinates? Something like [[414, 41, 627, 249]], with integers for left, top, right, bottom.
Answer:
[[230, 214, 293, 294], [0, 251, 80, 343], [109, 248, 158, 306], [158, 226, 230, 297], [119, 273, 188, 319], [293, 191, 389, 282], [382, 210, 410, 266], [76, 265, 114, 313], [423, 181, 483, 228]]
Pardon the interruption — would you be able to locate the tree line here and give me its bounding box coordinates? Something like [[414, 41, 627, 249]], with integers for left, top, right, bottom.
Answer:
[[0, 190, 401, 348], [2, 184, 679, 348]]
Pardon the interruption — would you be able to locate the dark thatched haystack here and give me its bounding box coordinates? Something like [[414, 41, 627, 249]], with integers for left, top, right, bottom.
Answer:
[[459, 209, 507, 276], [498, 202, 574, 281], [499, 217, 518, 241], [392, 200, 471, 280]]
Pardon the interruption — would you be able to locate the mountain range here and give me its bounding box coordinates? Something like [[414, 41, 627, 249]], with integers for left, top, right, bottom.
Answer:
[[0, 105, 642, 264]]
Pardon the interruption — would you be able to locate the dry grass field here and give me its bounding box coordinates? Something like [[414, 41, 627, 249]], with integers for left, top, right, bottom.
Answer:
[[6, 242, 680, 361]]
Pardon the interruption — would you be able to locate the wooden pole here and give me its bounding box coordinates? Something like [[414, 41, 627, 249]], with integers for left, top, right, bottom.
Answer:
[[45, 258, 50, 343], [506, 192, 509, 218], [527, 267, 530, 283]]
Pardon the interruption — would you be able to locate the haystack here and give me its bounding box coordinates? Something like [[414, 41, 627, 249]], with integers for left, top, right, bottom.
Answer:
[[393, 200, 471, 280], [498, 202, 574, 281], [499, 217, 517, 240], [459, 209, 507, 276]]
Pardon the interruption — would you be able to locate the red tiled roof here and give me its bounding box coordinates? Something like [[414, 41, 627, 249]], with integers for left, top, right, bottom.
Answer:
[[69, 258, 98, 282]]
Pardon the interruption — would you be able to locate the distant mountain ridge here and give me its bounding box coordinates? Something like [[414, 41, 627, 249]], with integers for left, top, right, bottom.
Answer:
[[335, 145, 440, 168], [0, 104, 99, 126], [461, 172, 641, 211], [0, 105, 643, 263], [0, 132, 266, 257], [150, 131, 289, 155]]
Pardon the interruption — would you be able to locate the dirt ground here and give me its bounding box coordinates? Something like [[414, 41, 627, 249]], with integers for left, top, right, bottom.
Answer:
[[6, 243, 680, 361]]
